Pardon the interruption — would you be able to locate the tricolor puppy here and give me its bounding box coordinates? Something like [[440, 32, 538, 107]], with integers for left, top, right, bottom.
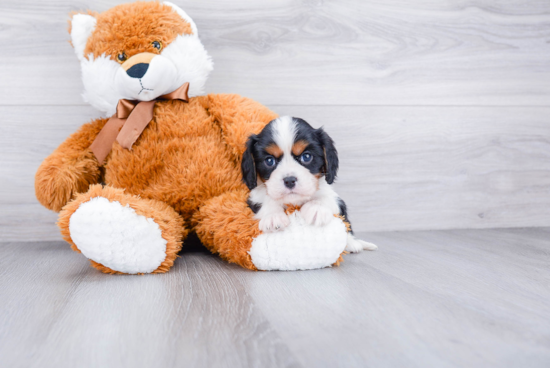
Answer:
[[241, 116, 377, 253]]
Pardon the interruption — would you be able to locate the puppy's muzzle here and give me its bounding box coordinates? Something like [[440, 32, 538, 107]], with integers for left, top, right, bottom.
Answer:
[[122, 53, 157, 79]]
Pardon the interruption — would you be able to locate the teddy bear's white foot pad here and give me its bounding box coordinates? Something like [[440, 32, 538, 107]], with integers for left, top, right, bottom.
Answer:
[[248, 212, 348, 271], [69, 196, 167, 274]]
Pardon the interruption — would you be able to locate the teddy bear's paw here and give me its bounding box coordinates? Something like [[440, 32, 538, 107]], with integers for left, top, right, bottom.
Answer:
[[300, 200, 334, 227], [249, 211, 348, 271], [345, 233, 378, 253], [68, 196, 168, 274], [258, 211, 290, 233]]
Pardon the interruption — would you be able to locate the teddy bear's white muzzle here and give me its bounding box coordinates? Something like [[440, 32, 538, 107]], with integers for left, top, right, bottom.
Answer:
[[115, 54, 179, 101]]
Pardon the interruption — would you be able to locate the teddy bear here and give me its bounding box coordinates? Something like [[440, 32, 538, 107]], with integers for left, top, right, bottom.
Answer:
[[34, 1, 359, 274]]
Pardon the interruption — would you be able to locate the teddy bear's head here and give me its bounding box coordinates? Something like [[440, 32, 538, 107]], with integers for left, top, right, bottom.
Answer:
[[69, 1, 213, 116]]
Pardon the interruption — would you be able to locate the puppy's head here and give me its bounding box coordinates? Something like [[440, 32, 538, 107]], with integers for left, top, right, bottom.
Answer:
[[241, 116, 338, 204]]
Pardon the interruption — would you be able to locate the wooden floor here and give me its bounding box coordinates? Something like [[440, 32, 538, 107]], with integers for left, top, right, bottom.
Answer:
[[0, 228, 548, 368]]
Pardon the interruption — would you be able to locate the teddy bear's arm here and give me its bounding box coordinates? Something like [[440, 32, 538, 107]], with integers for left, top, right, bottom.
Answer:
[[35, 118, 108, 212], [207, 94, 278, 159]]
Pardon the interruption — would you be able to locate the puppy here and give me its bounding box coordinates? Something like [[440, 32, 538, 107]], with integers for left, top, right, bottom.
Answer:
[[241, 116, 377, 253]]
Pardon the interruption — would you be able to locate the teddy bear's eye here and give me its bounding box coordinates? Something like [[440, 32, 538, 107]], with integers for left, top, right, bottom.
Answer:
[[117, 52, 127, 63], [152, 40, 162, 51]]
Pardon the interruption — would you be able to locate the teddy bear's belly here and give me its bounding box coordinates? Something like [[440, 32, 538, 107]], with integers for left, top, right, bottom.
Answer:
[[104, 134, 244, 221]]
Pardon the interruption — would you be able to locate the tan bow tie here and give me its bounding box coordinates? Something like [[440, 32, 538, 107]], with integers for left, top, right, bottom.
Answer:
[[90, 82, 190, 164]]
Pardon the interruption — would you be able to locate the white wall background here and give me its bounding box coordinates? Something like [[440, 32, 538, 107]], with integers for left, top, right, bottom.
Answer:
[[1, 0, 549, 241]]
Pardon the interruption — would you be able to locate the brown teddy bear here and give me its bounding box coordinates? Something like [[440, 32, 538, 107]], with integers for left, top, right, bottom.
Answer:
[[35, 1, 359, 274]]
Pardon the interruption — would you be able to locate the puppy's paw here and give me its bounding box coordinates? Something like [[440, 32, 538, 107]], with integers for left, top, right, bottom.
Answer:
[[258, 211, 290, 233], [345, 234, 378, 253], [300, 201, 334, 227]]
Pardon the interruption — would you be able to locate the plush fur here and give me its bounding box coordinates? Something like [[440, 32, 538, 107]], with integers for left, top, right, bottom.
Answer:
[[35, 1, 355, 274], [70, 2, 212, 116], [58, 184, 186, 274]]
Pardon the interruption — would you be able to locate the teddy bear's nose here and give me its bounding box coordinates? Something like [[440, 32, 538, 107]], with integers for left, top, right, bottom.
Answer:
[[126, 63, 149, 79]]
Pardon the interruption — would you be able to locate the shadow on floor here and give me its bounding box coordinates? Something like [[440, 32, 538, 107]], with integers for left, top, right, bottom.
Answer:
[[179, 232, 212, 255]]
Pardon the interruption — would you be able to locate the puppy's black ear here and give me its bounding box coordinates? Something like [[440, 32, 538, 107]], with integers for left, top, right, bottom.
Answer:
[[241, 134, 258, 190], [316, 128, 339, 184]]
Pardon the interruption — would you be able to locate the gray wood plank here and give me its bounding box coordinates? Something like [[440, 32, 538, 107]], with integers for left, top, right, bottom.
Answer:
[[1, 0, 549, 106], [0, 242, 301, 368], [1, 228, 549, 367], [278, 105, 550, 232], [0, 106, 102, 242], [2, 105, 549, 241], [235, 227, 550, 367]]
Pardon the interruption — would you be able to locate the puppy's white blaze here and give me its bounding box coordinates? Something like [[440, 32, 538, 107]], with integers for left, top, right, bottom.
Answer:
[[266, 117, 319, 203], [272, 116, 297, 154]]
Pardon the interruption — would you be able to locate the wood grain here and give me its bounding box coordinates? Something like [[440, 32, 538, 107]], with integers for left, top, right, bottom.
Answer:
[[277, 105, 550, 232], [2, 105, 549, 241], [1, 1, 549, 366], [1, 228, 549, 367], [236, 227, 550, 367], [1, 0, 549, 239], [0, 241, 300, 368], [0, 0, 549, 106]]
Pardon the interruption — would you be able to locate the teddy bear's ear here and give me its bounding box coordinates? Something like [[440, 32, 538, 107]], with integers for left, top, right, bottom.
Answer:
[[163, 2, 199, 36], [69, 12, 97, 61]]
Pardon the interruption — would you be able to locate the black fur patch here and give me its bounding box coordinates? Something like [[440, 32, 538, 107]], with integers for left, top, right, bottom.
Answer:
[[338, 198, 353, 234], [292, 118, 329, 178], [247, 198, 262, 214]]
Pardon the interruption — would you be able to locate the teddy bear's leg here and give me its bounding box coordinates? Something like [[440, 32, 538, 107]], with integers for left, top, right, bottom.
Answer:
[[58, 185, 187, 274], [193, 190, 349, 271], [193, 190, 260, 271]]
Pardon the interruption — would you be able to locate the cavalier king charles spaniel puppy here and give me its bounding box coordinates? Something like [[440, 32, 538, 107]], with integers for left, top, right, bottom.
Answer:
[[241, 116, 377, 253]]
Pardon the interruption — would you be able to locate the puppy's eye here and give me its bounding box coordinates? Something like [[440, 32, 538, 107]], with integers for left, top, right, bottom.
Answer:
[[265, 156, 276, 167], [152, 40, 162, 51], [301, 152, 313, 164], [117, 52, 127, 63]]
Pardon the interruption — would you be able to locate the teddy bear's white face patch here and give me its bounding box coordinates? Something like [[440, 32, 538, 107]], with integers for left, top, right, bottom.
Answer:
[[74, 3, 213, 116], [114, 53, 180, 102], [80, 55, 121, 117], [160, 34, 213, 99]]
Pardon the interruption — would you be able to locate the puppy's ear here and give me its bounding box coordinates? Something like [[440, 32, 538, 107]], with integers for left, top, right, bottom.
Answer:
[[241, 135, 258, 190], [316, 128, 339, 184]]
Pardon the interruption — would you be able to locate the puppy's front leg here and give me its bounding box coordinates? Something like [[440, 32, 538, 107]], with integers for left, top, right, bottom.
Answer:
[[301, 199, 336, 227], [256, 198, 290, 233], [301, 182, 341, 227]]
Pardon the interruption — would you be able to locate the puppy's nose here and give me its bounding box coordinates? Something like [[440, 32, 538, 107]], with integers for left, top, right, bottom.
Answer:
[[283, 176, 297, 189], [126, 63, 149, 78]]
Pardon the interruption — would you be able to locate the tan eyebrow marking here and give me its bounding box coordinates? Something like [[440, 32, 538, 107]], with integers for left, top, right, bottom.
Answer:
[[265, 144, 283, 158], [292, 140, 309, 156]]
